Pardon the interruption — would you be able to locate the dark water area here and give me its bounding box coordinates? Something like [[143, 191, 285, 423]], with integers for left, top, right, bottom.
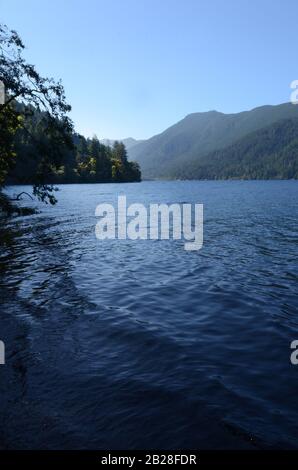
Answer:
[[0, 180, 297, 450]]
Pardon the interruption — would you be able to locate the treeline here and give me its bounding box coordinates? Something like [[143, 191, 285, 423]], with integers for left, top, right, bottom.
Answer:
[[7, 108, 141, 185], [174, 118, 298, 180]]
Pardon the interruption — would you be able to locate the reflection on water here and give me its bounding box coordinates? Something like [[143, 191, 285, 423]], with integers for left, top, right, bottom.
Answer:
[[0, 180, 298, 449]]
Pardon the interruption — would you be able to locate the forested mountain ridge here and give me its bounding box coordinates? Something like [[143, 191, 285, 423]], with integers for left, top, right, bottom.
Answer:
[[128, 103, 298, 179], [175, 118, 298, 179]]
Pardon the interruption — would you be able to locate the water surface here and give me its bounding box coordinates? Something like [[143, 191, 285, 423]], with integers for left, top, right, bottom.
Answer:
[[0, 181, 297, 449]]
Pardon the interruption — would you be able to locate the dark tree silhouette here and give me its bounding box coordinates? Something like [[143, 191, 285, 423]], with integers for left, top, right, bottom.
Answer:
[[0, 23, 73, 204]]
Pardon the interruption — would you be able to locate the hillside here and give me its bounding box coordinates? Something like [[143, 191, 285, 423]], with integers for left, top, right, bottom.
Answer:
[[177, 118, 298, 179], [128, 103, 298, 179]]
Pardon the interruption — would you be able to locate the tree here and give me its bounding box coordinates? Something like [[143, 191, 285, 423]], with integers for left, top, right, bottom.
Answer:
[[0, 24, 73, 204], [93, 138, 112, 182], [0, 104, 21, 186], [112, 141, 128, 163], [110, 141, 141, 182]]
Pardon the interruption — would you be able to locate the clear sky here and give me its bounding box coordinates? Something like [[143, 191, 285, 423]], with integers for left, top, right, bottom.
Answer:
[[1, 0, 298, 139]]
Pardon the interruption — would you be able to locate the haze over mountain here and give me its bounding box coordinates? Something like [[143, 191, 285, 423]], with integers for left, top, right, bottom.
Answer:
[[101, 137, 143, 150], [127, 103, 298, 179]]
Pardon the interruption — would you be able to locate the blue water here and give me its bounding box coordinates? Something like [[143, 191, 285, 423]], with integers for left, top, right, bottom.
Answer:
[[0, 180, 297, 449]]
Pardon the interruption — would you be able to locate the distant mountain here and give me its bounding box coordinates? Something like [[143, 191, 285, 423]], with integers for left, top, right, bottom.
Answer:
[[101, 137, 143, 150], [128, 103, 298, 179]]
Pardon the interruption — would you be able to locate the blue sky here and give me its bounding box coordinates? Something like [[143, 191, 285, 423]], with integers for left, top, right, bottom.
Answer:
[[1, 0, 298, 139]]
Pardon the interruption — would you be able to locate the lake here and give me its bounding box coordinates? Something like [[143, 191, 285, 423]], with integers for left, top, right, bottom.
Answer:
[[0, 180, 297, 449]]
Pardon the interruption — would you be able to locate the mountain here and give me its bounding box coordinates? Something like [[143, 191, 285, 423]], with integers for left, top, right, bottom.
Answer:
[[128, 103, 298, 179], [101, 137, 143, 150], [179, 118, 298, 179]]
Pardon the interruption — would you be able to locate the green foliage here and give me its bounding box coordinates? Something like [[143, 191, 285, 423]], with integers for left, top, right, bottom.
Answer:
[[0, 23, 73, 203], [0, 104, 21, 186], [110, 141, 141, 182], [8, 116, 141, 185]]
